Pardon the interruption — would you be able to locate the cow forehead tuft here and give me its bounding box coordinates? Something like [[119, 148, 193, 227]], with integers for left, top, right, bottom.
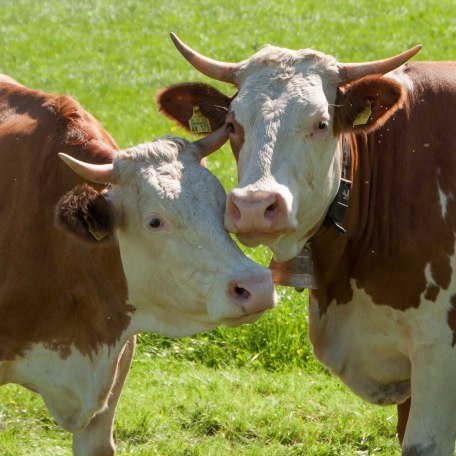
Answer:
[[119, 136, 189, 164], [238, 45, 339, 81]]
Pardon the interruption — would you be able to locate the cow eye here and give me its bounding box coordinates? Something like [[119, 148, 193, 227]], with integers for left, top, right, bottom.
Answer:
[[149, 218, 162, 229], [317, 121, 328, 130]]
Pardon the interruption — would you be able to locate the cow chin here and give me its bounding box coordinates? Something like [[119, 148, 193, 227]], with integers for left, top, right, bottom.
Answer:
[[223, 310, 266, 327], [270, 236, 306, 262], [235, 231, 305, 262]]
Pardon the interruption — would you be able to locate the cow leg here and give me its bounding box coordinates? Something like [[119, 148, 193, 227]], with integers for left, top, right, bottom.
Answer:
[[401, 346, 456, 456], [397, 398, 411, 445], [72, 336, 136, 456]]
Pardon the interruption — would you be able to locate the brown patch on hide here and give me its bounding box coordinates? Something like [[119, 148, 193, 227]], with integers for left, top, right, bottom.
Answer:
[[447, 296, 456, 347], [311, 62, 456, 314], [424, 284, 440, 302], [0, 80, 133, 361], [397, 398, 411, 444]]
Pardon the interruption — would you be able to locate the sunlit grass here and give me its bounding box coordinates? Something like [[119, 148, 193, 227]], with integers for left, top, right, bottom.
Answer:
[[0, 356, 400, 455]]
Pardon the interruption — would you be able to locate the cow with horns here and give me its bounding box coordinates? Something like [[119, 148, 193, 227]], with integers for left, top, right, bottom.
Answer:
[[0, 75, 276, 455], [158, 34, 456, 455]]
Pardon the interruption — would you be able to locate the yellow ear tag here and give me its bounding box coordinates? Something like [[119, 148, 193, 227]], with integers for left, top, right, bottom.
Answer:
[[188, 106, 212, 134], [84, 215, 108, 241], [353, 100, 373, 126]]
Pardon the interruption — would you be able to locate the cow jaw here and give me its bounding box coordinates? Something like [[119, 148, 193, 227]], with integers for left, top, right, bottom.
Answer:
[[119, 225, 276, 337]]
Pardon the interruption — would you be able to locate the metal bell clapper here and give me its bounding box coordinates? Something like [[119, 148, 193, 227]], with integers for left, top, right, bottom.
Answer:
[[268, 247, 318, 291]]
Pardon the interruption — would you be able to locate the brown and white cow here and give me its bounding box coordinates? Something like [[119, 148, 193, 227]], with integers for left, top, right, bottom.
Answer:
[[159, 34, 456, 455], [0, 76, 276, 455]]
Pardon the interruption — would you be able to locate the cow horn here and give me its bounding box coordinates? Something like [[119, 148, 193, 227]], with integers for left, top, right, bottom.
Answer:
[[59, 153, 114, 184], [193, 125, 229, 158], [170, 32, 239, 84], [339, 45, 422, 81]]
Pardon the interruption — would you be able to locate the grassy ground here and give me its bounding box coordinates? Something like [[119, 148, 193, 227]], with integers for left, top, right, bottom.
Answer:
[[1, 0, 455, 454], [0, 356, 400, 456]]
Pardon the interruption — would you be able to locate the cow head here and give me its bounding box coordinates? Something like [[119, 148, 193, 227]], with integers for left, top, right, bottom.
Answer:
[[56, 127, 276, 337], [159, 35, 420, 261]]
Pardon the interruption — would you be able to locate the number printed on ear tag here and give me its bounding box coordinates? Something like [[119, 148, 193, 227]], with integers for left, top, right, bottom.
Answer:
[[189, 106, 212, 133]]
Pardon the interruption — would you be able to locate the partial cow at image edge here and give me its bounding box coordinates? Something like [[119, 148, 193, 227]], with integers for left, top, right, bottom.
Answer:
[[0, 75, 276, 455], [161, 35, 456, 455]]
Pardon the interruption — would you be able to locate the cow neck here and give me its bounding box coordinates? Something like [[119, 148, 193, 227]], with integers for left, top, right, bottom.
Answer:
[[308, 133, 364, 313], [308, 65, 456, 316]]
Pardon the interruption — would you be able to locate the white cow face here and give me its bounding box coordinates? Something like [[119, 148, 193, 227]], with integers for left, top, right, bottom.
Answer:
[[225, 47, 343, 261], [58, 131, 276, 338], [161, 36, 419, 261]]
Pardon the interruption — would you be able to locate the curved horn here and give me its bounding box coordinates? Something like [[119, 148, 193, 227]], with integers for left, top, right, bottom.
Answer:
[[340, 45, 422, 82], [193, 125, 229, 158], [59, 153, 114, 184], [170, 32, 239, 84]]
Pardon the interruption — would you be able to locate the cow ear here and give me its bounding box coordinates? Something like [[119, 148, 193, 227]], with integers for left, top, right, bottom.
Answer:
[[157, 82, 232, 135], [334, 75, 405, 135], [55, 184, 116, 242]]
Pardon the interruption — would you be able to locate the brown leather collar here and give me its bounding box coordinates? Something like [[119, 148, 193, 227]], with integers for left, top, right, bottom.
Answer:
[[325, 134, 352, 234]]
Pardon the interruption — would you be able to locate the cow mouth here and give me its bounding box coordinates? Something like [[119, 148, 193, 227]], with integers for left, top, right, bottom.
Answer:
[[236, 232, 280, 247]]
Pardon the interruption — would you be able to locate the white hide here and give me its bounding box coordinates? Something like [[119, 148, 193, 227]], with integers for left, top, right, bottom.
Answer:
[[230, 47, 343, 261], [308, 247, 456, 455], [437, 181, 453, 221], [309, 285, 411, 405], [6, 341, 126, 432]]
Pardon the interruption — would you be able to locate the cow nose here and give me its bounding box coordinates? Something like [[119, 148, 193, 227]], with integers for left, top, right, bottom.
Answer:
[[228, 272, 276, 314], [225, 190, 293, 234]]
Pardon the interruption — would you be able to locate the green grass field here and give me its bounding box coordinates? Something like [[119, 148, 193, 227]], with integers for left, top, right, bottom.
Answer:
[[0, 0, 455, 454]]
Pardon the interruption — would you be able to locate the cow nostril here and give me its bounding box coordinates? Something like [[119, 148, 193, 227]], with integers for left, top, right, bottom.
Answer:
[[229, 281, 252, 301], [266, 203, 276, 212], [234, 286, 251, 300], [228, 198, 242, 222]]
